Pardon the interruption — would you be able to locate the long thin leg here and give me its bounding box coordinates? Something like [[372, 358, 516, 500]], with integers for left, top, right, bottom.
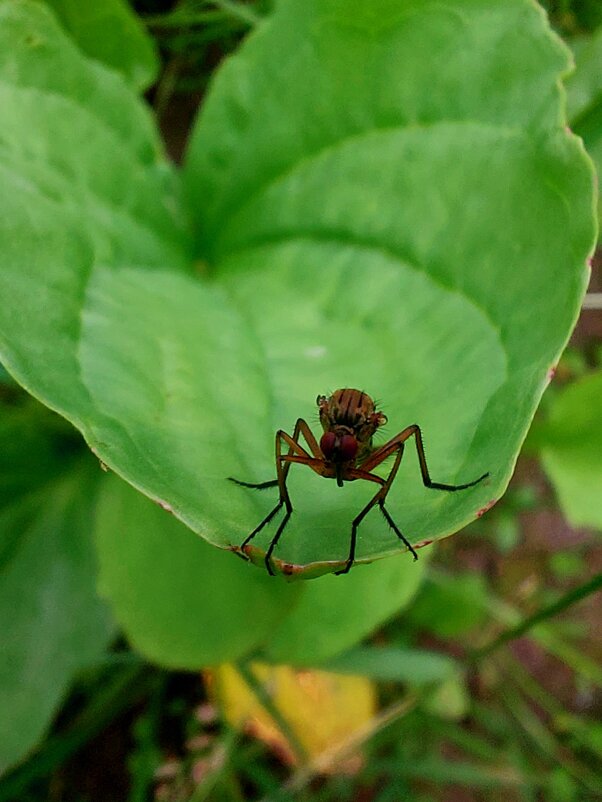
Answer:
[[336, 445, 410, 575], [379, 504, 418, 561], [264, 507, 292, 573], [264, 422, 329, 574], [230, 419, 322, 574], [228, 418, 322, 489], [229, 478, 279, 490], [334, 495, 378, 575], [240, 500, 284, 549], [374, 443, 418, 561], [361, 424, 488, 491], [239, 452, 324, 573], [335, 444, 403, 575], [237, 429, 308, 568]]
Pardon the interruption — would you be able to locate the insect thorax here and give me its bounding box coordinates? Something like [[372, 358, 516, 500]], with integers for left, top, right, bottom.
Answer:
[[317, 388, 386, 446]]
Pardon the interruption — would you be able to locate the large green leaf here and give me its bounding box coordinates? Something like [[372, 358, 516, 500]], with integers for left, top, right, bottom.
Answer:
[[264, 551, 426, 663], [95, 476, 300, 667], [0, 404, 112, 775], [566, 26, 602, 124], [42, 0, 159, 90], [184, 0, 595, 570], [539, 371, 602, 530], [566, 26, 602, 236], [322, 645, 458, 685], [0, 0, 596, 579], [95, 476, 427, 668]]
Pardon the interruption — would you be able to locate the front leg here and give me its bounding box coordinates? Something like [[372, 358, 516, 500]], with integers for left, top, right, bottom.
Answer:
[[361, 424, 488, 491], [230, 419, 319, 575], [336, 445, 417, 575], [263, 422, 326, 574]]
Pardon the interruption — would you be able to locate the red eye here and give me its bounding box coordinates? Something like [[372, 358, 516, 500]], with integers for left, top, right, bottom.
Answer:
[[320, 431, 336, 459], [340, 434, 358, 460]]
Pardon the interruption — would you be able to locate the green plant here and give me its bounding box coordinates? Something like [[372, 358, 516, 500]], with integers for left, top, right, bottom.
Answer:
[[0, 0, 599, 793]]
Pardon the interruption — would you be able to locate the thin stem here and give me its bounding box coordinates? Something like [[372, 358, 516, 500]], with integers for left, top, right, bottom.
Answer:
[[188, 727, 242, 802], [498, 679, 601, 794], [153, 56, 183, 121], [471, 572, 602, 660], [212, 0, 262, 25], [144, 10, 224, 27], [144, 1, 261, 29], [499, 650, 602, 762], [260, 692, 420, 800], [582, 292, 602, 310], [235, 660, 309, 765]]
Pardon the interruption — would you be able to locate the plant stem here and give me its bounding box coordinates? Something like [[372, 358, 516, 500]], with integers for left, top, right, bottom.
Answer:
[[235, 660, 309, 765], [144, 1, 261, 29], [471, 572, 602, 660], [262, 692, 420, 800], [212, 0, 262, 25]]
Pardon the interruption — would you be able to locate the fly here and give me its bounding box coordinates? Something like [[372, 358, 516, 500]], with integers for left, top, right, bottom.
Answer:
[[229, 389, 488, 575]]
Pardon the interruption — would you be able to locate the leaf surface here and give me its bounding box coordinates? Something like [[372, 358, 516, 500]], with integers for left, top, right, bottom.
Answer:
[[323, 645, 458, 685], [43, 0, 159, 90], [264, 551, 426, 663], [211, 662, 376, 769], [95, 477, 300, 667], [0, 405, 112, 775], [0, 0, 596, 577], [566, 26, 602, 236], [539, 371, 602, 530]]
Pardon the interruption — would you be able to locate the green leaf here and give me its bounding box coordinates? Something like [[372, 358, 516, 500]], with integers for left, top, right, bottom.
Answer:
[[95, 476, 428, 668], [263, 552, 427, 663], [566, 27, 602, 236], [0, 406, 112, 774], [423, 674, 469, 720], [0, 0, 596, 578], [42, 0, 159, 91], [322, 645, 458, 684], [566, 27, 602, 124], [95, 476, 300, 668], [407, 572, 489, 638], [539, 371, 602, 530]]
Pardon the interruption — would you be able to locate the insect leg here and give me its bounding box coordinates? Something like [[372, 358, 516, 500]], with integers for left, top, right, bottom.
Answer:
[[336, 445, 417, 574], [240, 500, 284, 550], [229, 478, 279, 490], [232, 418, 327, 573], [374, 444, 418, 560], [406, 425, 488, 490], [263, 426, 321, 574], [264, 504, 292, 575], [379, 504, 418, 560], [238, 425, 317, 573], [295, 418, 324, 459], [334, 460, 393, 575], [361, 425, 488, 491], [334, 491, 383, 575]]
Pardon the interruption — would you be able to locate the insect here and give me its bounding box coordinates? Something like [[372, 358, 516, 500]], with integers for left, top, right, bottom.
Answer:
[[229, 389, 488, 576]]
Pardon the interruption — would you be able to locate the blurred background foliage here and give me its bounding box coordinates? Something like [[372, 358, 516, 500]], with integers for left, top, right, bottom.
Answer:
[[0, 1, 601, 801]]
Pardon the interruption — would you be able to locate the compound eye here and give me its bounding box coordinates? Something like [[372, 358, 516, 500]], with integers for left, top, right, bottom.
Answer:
[[339, 434, 358, 461], [320, 431, 336, 459]]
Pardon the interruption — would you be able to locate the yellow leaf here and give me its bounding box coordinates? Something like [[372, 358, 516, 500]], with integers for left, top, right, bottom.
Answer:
[[208, 663, 376, 773]]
